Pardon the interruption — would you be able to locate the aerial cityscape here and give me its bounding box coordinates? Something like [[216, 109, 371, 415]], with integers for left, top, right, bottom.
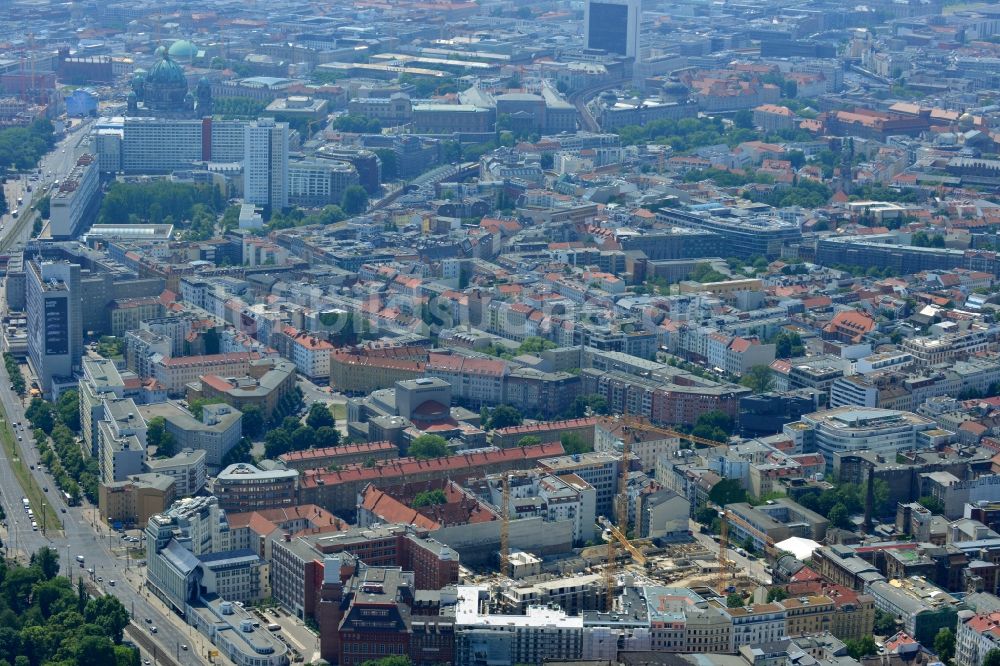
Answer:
[[5, 1, 1000, 665]]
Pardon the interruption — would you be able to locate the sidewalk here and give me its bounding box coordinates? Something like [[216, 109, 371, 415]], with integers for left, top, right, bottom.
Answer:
[[121, 569, 233, 666]]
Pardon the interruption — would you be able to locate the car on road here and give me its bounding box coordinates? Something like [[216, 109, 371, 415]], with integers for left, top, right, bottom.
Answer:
[[145, 617, 152, 624], [149, 626, 157, 634], [60, 507, 65, 513], [108, 580, 115, 586], [97, 576, 102, 582], [87, 568, 94, 574], [181, 645, 188, 651], [28, 464, 33, 469], [42, 487, 47, 492], [143, 660, 150, 665]]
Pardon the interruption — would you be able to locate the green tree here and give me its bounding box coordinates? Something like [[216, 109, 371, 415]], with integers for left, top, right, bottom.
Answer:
[[726, 592, 745, 608], [146, 416, 176, 458], [411, 489, 447, 508], [359, 657, 412, 666], [306, 403, 335, 430], [517, 435, 542, 447], [934, 627, 955, 663], [767, 587, 788, 602], [25, 398, 55, 433], [31, 547, 59, 580], [84, 595, 130, 643], [290, 425, 316, 451], [55, 389, 80, 431], [222, 437, 254, 467], [332, 114, 382, 134], [374, 149, 397, 180], [564, 394, 610, 418], [340, 185, 369, 215], [212, 97, 268, 119], [873, 608, 898, 635], [709, 479, 747, 506], [845, 636, 878, 660], [76, 634, 117, 665], [733, 109, 754, 129], [264, 428, 292, 459], [517, 337, 556, 354], [740, 365, 775, 394], [983, 648, 1000, 666], [98, 181, 223, 228], [487, 405, 523, 430], [689, 262, 729, 283], [692, 409, 733, 443], [241, 405, 265, 439], [188, 398, 224, 420], [828, 503, 851, 529], [408, 434, 449, 459], [774, 331, 804, 358], [918, 495, 944, 514], [560, 432, 591, 454], [315, 426, 340, 448]]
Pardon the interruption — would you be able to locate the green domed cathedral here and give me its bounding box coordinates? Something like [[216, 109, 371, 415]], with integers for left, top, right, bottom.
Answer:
[[128, 45, 210, 117]]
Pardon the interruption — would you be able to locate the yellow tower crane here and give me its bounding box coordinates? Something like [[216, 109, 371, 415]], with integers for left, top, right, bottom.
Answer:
[[717, 508, 737, 593], [619, 414, 730, 449], [605, 427, 632, 611], [500, 474, 511, 578]]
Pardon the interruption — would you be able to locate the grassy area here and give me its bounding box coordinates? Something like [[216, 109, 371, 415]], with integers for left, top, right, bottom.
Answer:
[[944, 1, 991, 13], [331, 402, 347, 421], [0, 404, 61, 535]]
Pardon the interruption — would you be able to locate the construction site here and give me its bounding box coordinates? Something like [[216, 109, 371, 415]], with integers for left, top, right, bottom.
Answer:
[[464, 416, 764, 615]]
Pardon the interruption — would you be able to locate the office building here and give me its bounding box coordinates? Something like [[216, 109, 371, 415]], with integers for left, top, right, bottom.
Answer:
[[272, 524, 459, 620], [188, 599, 289, 666], [657, 208, 803, 259], [584, 0, 640, 59], [99, 472, 176, 528], [120, 117, 205, 173], [866, 578, 964, 644], [316, 560, 455, 666], [785, 407, 937, 468], [98, 397, 148, 484], [48, 154, 101, 239], [288, 158, 359, 207], [209, 462, 298, 512], [145, 496, 265, 614], [537, 451, 620, 518], [454, 585, 584, 666], [152, 351, 261, 395], [138, 401, 243, 470], [143, 448, 207, 497], [244, 118, 289, 209], [26, 260, 83, 397], [725, 499, 828, 554], [957, 610, 1000, 666], [79, 357, 126, 456], [298, 442, 563, 516], [186, 357, 297, 422]]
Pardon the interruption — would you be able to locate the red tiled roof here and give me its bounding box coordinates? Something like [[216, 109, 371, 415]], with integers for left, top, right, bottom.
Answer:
[[279, 441, 396, 463], [301, 442, 565, 487]]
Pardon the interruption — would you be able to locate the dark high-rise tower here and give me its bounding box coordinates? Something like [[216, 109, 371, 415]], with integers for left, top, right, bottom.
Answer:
[[584, 0, 640, 58]]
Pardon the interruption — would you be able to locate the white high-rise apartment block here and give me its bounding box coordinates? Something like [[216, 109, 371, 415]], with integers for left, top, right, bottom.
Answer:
[[244, 118, 289, 209]]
